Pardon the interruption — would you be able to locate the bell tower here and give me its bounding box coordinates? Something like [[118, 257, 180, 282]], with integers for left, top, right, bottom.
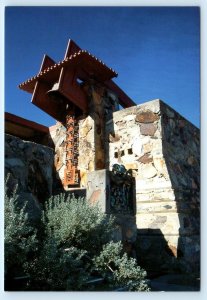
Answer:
[[19, 39, 135, 188]]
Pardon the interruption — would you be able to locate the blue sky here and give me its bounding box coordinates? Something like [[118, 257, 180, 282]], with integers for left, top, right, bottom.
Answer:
[[5, 6, 200, 127]]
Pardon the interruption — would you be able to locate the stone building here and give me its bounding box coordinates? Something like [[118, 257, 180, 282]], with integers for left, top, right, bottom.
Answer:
[[48, 97, 200, 275], [5, 39, 200, 276]]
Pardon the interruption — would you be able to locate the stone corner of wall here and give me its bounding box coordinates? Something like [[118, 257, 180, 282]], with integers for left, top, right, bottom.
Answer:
[[159, 100, 199, 131]]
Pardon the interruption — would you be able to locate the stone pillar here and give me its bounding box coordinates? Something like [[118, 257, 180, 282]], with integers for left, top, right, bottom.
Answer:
[[49, 82, 119, 189], [78, 81, 119, 187], [86, 169, 110, 212], [86, 169, 137, 244]]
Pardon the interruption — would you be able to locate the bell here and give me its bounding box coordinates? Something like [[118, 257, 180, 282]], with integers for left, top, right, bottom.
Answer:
[[47, 82, 65, 105], [47, 82, 60, 94]]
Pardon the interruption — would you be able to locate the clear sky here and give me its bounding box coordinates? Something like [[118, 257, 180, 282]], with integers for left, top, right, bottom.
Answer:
[[5, 6, 200, 127]]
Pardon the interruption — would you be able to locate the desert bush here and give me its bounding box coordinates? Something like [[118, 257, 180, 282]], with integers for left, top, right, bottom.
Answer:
[[43, 193, 115, 254], [5, 190, 150, 291], [93, 241, 150, 291], [4, 183, 38, 290]]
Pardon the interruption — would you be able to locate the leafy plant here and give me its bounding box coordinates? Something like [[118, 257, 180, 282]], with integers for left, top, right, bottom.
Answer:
[[43, 193, 115, 254], [27, 241, 90, 291], [26, 193, 115, 290], [4, 181, 38, 290], [5, 189, 150, 291], [93, 241, 150, 291]]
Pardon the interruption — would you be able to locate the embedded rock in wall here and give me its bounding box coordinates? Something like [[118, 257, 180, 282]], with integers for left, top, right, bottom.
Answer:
[[139, 123, 157, 136], [5, 134, 54, 223], [106, 99, 200, 274]]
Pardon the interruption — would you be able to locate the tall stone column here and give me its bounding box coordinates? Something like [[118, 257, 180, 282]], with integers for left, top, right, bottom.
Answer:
[[50, 81, 119, 189], [78, 81, 119, 187]]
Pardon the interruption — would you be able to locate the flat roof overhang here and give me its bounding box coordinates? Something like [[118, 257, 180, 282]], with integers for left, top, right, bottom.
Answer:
[[5, 112, 49, 146]]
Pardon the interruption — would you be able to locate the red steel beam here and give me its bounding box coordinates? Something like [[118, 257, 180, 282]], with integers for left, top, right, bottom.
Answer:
[[105, 80, 136, 108]]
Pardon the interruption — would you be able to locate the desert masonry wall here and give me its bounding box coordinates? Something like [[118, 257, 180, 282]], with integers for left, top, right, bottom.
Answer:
[[34, 97, 200, 274], [105, 99, 200, 273]]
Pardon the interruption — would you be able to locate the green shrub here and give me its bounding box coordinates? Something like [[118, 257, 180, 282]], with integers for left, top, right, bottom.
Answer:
[[43, 193, 115, 254], [28, 241, 90, 291], [93, 241, 150, 291], [5, 190, 150, 291], [4, 183, 38, 290]]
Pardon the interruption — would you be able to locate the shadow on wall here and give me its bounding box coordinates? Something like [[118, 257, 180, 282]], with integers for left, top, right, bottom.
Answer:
[[136, 229, 177, 276], [160, 101, 200, 275], [110, 175, 137, 251]]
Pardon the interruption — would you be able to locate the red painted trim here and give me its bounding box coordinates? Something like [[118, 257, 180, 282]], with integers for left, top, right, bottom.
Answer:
[[5, 112, 49, 134]]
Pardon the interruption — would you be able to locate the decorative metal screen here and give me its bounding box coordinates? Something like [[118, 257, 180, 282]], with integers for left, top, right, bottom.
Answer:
[[64, 112, 79, 186]]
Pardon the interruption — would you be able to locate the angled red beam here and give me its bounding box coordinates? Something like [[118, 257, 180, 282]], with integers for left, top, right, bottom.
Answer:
[[39, 54, 56, 72], [64, 39, 81, 59], [19, 52, 117, 94], [105, 80, 136, 108], [58, 67, 88, 112], [18, 38, 136, 123]]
